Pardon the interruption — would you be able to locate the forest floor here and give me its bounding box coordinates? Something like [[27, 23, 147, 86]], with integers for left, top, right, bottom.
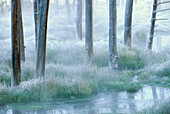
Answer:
[[0, 0, 170, 113]]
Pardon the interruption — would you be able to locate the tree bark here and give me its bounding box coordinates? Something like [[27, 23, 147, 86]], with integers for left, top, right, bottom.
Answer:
[[20, 4, 25, 62], [65, 0, 71, 17], [36, 0, 49, 78], [109, 0, 119, 70], [34, 0, 38, 51], [76, 0, 82, 40], [11, 0, 21, 87], [148, 0, 157, 50], [85, 0, 93, 62], [124, 0, 134, 47]]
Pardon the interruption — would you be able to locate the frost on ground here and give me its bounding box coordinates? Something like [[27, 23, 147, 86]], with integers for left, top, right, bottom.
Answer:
[[0, 0, 170, 113]]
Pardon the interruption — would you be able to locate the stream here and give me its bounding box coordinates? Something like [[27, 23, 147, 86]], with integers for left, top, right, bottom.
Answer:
[[0, 86, 169, 114]]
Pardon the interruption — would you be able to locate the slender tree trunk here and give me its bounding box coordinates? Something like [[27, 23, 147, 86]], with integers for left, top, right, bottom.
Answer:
[[148, 0, 157, 50], [124, 0, 134, 47], [56, 0, 59, 12], [11, 0, 21, 87], [73, 0, 76, 9], [109, 0, 119, 70], [85, 0, 93, 62], [20, 4, 25, 62], [34, 0, 38, 51], [76, 0, 82, 40], [36, 0, 49, 78], [65, 0, 71, 17]]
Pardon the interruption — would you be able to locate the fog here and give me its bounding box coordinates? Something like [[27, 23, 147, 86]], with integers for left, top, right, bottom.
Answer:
[[0, 0, 170, 114]]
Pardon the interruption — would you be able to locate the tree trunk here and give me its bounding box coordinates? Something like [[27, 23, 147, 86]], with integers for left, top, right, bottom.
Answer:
[[11, 0, 21, 87], [124, 0, 134, 47], [36, 0, 49, 78], [65, 0, 71, 17], [76, 0, 82, 40], [20, 4, 25, 62], [73, 0, 76, 9], [85, 0, 93, 62], [109, 0, 119, 70], [56, 0, 59, 12], [34, 0, 38, 51], [148, 0, 157, 50]]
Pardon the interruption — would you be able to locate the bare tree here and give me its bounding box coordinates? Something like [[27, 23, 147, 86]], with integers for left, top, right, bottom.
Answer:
[[85, 0, 93, 62], [65, 0, 71, 17], [11, 0, 21, 87], [76, 0, 82, 40], [33, 0, 38, 51], [124, 0, 134, 47], [148, 0, 157, 50], [109, 0, 119, 70], [73, 0, 76, 9], [36, 0, 50, 78]]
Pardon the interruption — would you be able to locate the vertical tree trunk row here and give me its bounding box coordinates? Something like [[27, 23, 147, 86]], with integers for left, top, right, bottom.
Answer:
[[11, 0, 21, 87], [85, 0, 93, 62], [124, 0, 134, 47], [76, 0, 82, 40], [109, 0, 119, 70], [148, 0, 157, 50], [34, 0, 38, 51], [36, 0, 49, 78]]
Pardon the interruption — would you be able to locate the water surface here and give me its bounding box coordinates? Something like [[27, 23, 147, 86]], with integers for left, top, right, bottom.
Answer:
[[0, 86, 169, 114]]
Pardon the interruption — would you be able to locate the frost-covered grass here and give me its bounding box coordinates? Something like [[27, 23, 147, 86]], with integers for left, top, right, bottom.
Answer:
[[0, 41, 170, 106], [138, 98, 170, 114], [0, 0, 170, 109]]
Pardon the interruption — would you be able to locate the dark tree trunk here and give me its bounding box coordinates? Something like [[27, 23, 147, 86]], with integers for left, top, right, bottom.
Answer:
[[36, 0, 49, 78], [124, 0, 134, 47], [109, 0, 119, 70], [148, 0, 157, 50], [11, 0, 21, 87], [34, 0, 38, 51], [20, 4, 25, 62], [65, 0, 71, 17], [85, 0, 93, 62], [76, 0, 82, 40]]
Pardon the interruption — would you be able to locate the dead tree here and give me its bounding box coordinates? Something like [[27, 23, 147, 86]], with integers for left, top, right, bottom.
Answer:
[[20, 4, 25, 62], [85, 0, 93, 62], [73, 0, 76, 9], [65, 0, 71, 17], [124, 0, 134, 47], [76, 0, 82, 40], [109, 0, 119, 70], [11, 0, 21, 87], [148, 0, 157, 50], [36, 0, 50, 78], [34, 0, 38, 51]]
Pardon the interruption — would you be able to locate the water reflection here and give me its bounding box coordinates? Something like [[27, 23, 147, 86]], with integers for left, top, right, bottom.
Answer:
[[0, 86, 169, 114]]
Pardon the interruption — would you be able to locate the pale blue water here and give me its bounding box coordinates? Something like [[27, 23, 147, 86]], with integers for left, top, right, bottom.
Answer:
[[0, 86, 169, 114]]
